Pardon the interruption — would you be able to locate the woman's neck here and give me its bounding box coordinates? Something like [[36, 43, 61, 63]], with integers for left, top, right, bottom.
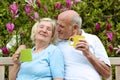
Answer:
[[34, 41, 49, 53]]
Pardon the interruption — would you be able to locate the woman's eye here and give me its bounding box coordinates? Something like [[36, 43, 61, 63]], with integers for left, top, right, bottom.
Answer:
[[39, 25, 43, 28], [38, 25, 52, 31], [47, 27, 52, 31]]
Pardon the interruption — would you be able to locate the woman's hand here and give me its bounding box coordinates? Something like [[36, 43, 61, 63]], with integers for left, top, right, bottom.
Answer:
[[12, 45, 27, 66], [12, 52, 21, 65]]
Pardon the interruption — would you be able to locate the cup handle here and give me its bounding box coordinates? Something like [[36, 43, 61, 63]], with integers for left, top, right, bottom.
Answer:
[[68, 36, 74, 46]]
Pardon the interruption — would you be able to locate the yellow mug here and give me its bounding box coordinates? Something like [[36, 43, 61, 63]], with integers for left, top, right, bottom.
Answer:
[[68, 35, 85, 47]]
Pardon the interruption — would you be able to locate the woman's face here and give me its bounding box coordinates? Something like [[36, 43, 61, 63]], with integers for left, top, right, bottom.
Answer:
[[35, 21, 53, 44]]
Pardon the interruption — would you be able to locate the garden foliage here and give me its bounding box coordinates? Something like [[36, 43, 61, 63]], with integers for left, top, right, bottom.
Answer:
[[0, 0, 120, 57]]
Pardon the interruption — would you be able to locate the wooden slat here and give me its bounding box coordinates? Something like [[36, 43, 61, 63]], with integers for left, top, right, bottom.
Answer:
[[105, 57, 120, 80], [8, 66, 13, 79], [115, 66, 120, 80], [0, 66, 5, 80], [0, 57, 13, 66], [109, 57, 120, 65], [0, 57, 13, 80]]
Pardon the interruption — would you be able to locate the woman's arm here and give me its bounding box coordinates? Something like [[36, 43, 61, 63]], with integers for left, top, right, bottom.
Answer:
[[9, 64, 20, 80], [9, 45, 27, 80], [53, 78, 63, 80]]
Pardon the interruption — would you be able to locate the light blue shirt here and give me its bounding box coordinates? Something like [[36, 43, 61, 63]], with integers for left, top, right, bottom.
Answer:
[[16, 44, 64, 80], [57, 30, 110, 80]]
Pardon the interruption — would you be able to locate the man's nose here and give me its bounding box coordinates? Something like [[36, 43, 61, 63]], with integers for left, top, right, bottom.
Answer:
[[56, 26, 60, 31]]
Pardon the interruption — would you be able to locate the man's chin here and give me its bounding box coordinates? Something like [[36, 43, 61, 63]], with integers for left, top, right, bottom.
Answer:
[[58, 37, 63, 40], [58, 35, 68, 40]]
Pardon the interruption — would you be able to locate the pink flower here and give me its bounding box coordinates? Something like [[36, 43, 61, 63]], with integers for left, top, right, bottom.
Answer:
[[6, 22, 14, 34], [109, 44, 113, 52], [95, 22, 100, 31], [106, 24, 111, 30], [30, 11, 39, 21], [25, 5, 31, 15], [55, 2, 61, 10], [9, 3, 19, 18], [1, 47, 10, 55], [66, 0, 73, 9], [9, 3, 19, 14], [33, 12, 39, 20], [62, 6, 67, 11], [36, 0, 41, 8], [106, 32, 113, 41], [44, 6, 48, 13], [54, 15, 58, 20]]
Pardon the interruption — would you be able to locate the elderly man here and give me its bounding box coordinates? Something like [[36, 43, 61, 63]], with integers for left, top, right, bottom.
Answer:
[[56, 10, 111, 80]]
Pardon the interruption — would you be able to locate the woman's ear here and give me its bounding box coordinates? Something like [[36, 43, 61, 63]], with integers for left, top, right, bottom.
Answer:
[[73, 24, 79, 35]]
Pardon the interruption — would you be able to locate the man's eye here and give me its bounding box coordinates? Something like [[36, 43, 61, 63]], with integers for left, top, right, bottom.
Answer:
[[61, 25, 64, 28], [57, 24, 64, 28]]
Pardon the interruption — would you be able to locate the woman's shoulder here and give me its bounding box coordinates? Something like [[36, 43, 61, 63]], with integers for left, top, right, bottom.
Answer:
[[49, 44, 58, 48], [48, 44, 60, 51], [47, 44, 63, 55]]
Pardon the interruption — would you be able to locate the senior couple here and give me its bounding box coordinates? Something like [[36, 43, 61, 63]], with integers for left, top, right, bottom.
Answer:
[[9, 10, 111, 80]]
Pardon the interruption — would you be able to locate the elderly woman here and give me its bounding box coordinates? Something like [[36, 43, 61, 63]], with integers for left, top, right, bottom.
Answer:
[[9, 18, 64, 80]]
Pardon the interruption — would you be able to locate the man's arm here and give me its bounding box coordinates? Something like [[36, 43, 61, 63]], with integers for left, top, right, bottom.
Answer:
[[85, 52, 110, 78], [76, 40, 111, 78]]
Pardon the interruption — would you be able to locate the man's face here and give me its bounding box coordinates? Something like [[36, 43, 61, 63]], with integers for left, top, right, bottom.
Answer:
[[56, 17, 73, 40]]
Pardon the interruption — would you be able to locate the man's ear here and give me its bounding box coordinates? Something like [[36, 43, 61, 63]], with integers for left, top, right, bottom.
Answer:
[[73, 24, 79, 35]]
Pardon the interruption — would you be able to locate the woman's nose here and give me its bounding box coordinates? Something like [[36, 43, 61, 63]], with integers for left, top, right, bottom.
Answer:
[[42, 27, 47, 32]]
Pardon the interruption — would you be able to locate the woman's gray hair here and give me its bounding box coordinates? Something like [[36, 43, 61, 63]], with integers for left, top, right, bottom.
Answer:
[[30, 18, 58, 44], [71, 16, 82, 29]]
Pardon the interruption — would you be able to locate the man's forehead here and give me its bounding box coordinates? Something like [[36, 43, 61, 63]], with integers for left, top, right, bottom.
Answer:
[[58, 10, 79, 18], [57, 17, 70, 26], [57, 20, 65, 26]]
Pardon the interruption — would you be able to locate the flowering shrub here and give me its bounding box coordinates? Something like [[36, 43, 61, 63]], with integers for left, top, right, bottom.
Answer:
[[0, 0, 120, 57]]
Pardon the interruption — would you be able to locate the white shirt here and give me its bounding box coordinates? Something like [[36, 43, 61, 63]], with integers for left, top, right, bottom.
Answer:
[[57, 30, 110, 80]]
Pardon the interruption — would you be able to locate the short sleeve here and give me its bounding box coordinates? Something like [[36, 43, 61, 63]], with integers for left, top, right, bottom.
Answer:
[[93, 35, 111, 66], [49, 47, 64, 78]]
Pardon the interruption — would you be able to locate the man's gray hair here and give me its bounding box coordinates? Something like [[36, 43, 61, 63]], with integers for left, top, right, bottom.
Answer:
[[71, 16, 82, 29]]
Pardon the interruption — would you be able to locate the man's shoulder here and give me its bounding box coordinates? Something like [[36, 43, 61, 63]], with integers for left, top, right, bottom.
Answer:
[[82, 30, 97, 38], [84, 32, 98, 38]]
